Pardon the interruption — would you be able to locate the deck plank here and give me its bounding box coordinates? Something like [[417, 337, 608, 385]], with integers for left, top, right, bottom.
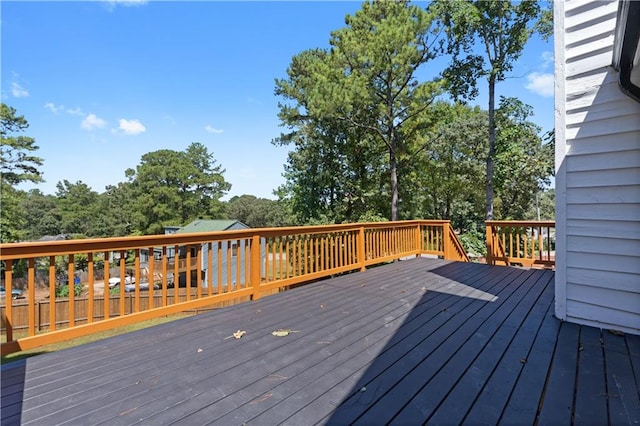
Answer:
[[291, 268, 534, 425], [421, 271, 555, 425], [574, 326, 608, 425], [2, 258, 639, 426], [602, 331, 640, 424]]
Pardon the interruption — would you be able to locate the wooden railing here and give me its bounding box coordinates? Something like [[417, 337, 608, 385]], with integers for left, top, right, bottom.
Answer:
[[486, 221, 555, 269], [0, 220, 467, 355]]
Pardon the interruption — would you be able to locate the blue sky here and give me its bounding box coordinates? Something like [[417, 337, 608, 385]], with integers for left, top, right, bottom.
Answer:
[[2, 0, 554, 200]]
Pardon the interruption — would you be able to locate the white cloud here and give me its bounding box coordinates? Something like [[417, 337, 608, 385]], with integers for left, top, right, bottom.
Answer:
[[540, 51, 554, 70], [81, 113, 107, 130], [45, 103, 85, 116], [66, 107, 85, 116], [11, 82, 29, 98], [525, 72, 554, 97], [205, 125, 224, 134], [103, 0, 147, 11], [45, 102, 63, 114], [119, 118, 146, 135]]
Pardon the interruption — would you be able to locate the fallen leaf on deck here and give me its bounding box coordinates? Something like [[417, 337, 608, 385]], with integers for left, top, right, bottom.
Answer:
[[197, 348, 203, 353], [272, 329, 299, 337], [224, 330, 247, 340]]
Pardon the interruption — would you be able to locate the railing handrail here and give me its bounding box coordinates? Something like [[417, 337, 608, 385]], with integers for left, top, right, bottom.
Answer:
[[0, 220, 451, 260], [485, 220, 555, 227]]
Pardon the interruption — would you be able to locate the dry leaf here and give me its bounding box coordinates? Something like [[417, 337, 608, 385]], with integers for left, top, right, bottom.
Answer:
[[233, 330, 246, 339], [272, 329, 291, 337], [197, 348, 203, 353]]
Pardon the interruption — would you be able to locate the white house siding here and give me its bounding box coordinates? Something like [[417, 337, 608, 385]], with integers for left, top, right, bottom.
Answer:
[[555, 0, 640, 334]]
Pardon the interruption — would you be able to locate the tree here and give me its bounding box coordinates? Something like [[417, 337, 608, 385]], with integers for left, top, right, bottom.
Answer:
[[434, 0, 542, 219], [225, 195, 292, 228], [493, 97, 554, 219], [1, 103, 43, 185], [409, 101, 487, 228], [1, 104, 43, 242], [126, 143, 230, 234], [20, 189, 61, 240], [55, 180, 102, 237], [276, 0, 443, 221]]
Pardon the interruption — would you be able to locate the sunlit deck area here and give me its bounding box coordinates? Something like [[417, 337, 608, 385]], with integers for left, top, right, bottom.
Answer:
[[2, 258, 639, 425]]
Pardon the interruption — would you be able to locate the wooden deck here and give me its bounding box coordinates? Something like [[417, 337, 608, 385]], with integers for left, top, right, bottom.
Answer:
[[2, 258, 639, 425]]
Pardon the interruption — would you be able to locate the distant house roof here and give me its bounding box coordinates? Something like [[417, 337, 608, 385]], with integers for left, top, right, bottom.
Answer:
[[38, 234, 68, 242], [176, 220, 249, 234]]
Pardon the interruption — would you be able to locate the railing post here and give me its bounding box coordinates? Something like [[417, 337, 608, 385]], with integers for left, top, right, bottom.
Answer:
[[250, 234, 262, 300], [443, 223, 451, 260], [358, 226, 366, 271], [485, 224, 494, 265], [415, 223, 422, 257]]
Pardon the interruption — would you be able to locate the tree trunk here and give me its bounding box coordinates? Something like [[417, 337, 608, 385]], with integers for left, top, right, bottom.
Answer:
[[390, 149, 398, 221], [486, 73, 496, 220]]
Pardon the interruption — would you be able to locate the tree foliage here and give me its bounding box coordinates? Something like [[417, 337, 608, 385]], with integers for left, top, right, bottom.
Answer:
[[276, 0, 443, 221], [433, 0, 542, 219], [125, 142, 231, 234], [1, 104, 43, 242], [225, 195, 292, 228], [1, 103, 43, 186], [55, 180, 103, 237]]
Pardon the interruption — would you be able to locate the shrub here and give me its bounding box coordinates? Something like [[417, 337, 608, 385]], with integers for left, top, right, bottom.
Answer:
[[55, 284, 83, 298]]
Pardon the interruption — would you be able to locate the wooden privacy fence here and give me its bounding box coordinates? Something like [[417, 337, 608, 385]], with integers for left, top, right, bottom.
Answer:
[[486, 221, 556, 269], [0, 220, 468, 355]]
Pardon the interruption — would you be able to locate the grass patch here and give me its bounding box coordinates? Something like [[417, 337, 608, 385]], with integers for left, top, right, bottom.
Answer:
[[1, 313, 194, 365]]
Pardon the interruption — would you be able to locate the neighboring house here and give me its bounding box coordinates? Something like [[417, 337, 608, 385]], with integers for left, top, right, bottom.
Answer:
[[174, 220, 265, 289], [555, 0, 640, 334], [37, 234, 68, 242]]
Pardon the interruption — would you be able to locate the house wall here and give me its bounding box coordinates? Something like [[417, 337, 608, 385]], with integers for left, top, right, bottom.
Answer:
[[555, 0, 640, 334]]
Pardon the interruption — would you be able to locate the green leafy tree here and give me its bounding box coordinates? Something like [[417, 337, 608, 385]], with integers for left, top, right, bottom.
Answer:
[[276, 0, 443, 221], [1, 104, 44, 242], [127, 142, 230, 234], [225, 195, 293, 228], [434, 0, 542, 219], [99, 182, 139, 236], [410, 101, 487, 228], [55, 180, 102, 237], [493, 97, 554, 219], [1, 103, 43, 185], [20, 189, 61, 240]]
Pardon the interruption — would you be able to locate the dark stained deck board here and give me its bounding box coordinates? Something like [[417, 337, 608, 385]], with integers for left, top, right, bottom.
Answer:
[[602, 330, 640, 424], [133, 260, 501, 425], [398, 270, 555, 425], [460, 270, 555, 425], [341, 270, 548, 425], [498, 298, 561, 423], [574, 325, 609, 425], [211, 263, 520, 426], [1, 258, 639, 426], [275, 265, 525, 425], [536, 320, 581, 425]]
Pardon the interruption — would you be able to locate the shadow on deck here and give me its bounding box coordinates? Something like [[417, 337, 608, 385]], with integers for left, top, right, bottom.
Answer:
[[1, 258, 639, 425]]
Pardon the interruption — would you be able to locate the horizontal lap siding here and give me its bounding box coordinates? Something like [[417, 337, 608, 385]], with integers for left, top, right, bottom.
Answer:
[[558, 0, 640, 334]]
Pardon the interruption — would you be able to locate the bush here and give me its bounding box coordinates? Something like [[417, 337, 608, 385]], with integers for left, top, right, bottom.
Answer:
[[55, 284, 83, 298], [458, 224, 486, 259]]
